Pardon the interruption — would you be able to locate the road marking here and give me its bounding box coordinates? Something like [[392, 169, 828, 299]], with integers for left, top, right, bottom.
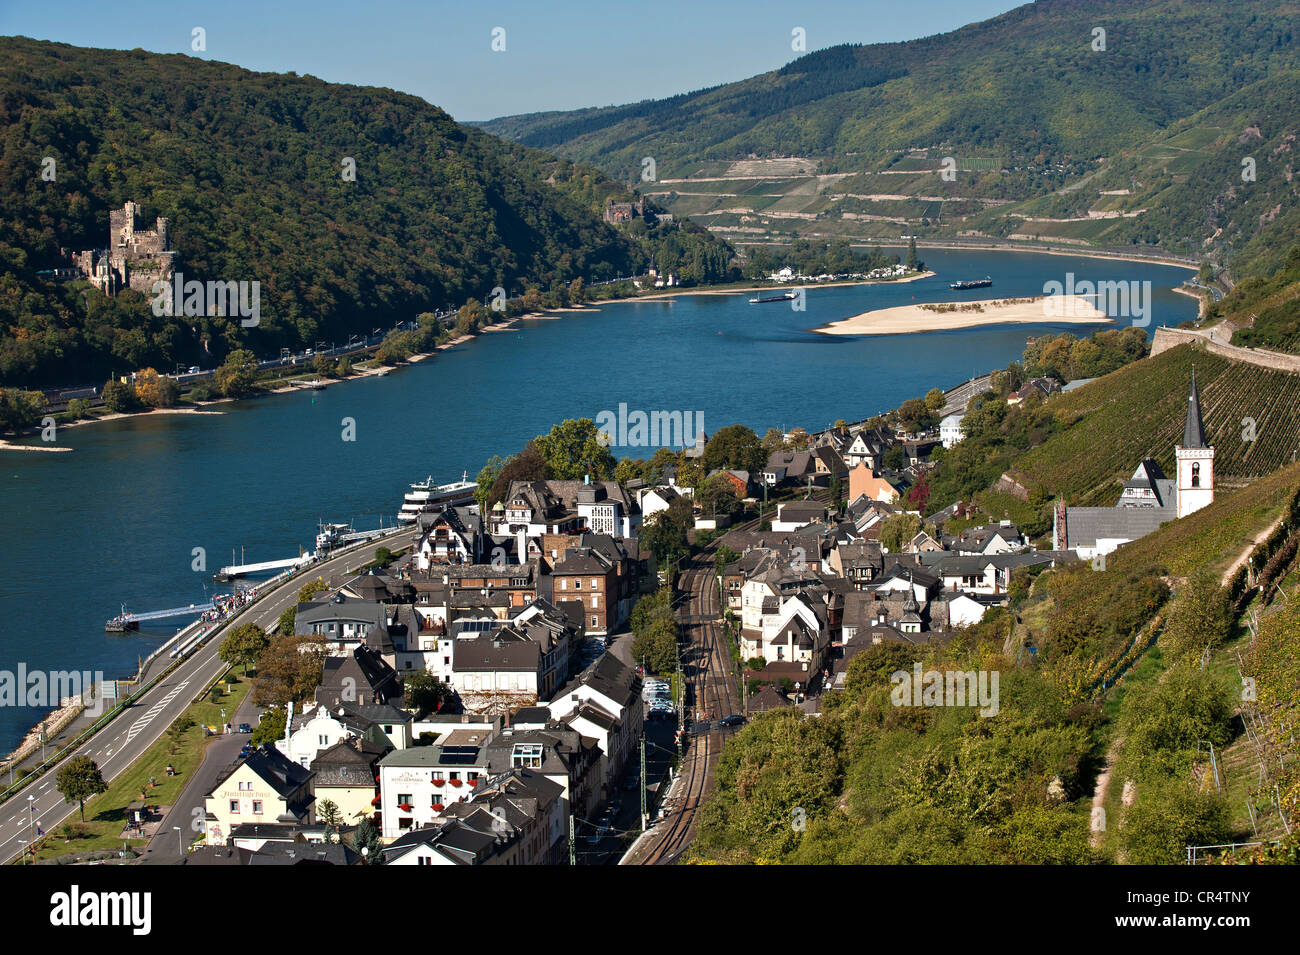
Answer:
[[126, 680, 189, 742]]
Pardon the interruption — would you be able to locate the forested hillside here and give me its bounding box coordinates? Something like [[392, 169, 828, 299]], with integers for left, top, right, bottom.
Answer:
[[0, 38, 732, 387]]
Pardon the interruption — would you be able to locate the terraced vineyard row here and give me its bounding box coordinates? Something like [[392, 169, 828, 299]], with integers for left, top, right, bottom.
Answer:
[[1011, 344, 1300, 506]]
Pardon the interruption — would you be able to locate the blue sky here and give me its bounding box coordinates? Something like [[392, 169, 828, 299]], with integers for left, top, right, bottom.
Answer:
[[1, 0, 1023, 121]]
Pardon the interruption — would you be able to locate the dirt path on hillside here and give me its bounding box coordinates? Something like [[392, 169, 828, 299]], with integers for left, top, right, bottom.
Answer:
[[1221, 515, 1287, 587], [1089, 743, 1117, 852]]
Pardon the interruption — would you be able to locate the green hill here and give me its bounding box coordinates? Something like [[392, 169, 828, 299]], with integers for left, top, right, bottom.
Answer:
[[478, 0, 1300, 269], [0, 38, 731, 387], [1210, 246, 1300, 353]]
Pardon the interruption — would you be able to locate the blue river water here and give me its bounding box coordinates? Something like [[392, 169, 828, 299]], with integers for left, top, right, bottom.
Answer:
[[0, 248, 1196, 751]]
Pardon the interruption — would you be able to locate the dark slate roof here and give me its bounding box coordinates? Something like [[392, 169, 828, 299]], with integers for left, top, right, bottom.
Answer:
[[1062, 505, 1175, 548], [747, 685, 792, 715], [453, 630, 540, 673], [212, 744, 314, 799], [248, 842, 359, 865], [1183, 371, 1207, 449], [316, 645, 400, 707]]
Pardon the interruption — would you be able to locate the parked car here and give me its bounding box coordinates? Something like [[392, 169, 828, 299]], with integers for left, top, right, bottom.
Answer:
[[719, 714, 747, 727]]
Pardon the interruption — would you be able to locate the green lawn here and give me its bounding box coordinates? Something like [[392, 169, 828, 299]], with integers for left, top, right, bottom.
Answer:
[[17, 670, 248, 864]]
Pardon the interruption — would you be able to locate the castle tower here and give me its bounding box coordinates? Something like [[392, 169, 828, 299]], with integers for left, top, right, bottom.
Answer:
[[1175, 369, 1214, 518]]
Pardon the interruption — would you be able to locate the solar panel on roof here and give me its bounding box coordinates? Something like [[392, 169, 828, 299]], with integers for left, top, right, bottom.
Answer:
[[438, 746, 480, 765]]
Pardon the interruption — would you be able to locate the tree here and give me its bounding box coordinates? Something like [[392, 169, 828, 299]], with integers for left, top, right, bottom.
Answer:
[[701, 424, 765, 474], [278, 606, 297, 635], [251, 706, 287, 746], [475, 455, 505, 509], [56, 756, 108, 822], [297, 577, 329, 603], [254, 635, 326, 706], [906, 237, 919, 271], [318, 798, 343, 830], [1161, 569, 1233, 659], [214, 348, 258, 398], [696, 474, 743, 520], [487, 441, 550, 505], [404, 670, 454, 715], [630, 588, 679, 675], [1120, 777, 1230, 864], [676, 457, 704, 489], [219, 623, 270, 675], [897, 398, 934, 432], [924, 388, 945, 411], [640, 496, 693, 573], [714, 544, 739, 578], [879, 513, 922, 551], [534, 418, 615, 481], [354, 816, 383, 862], [0, 388, 46, 432], [101, 378, 138, 414], [132, 368, 178, 407]]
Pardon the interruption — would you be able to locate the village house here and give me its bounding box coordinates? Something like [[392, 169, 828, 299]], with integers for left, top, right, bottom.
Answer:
[[309, 737, 388, 825], [546, 654, 643, 795], [490, 480, 640, 541], [770, 500, 830, 532], [382, 769, 565, 866], [940, 412, 966, 449], [203, 744, 315, 847], [377, 726, 496, 838], [848, 462, 901, 505], [414, 506, 487, 569]]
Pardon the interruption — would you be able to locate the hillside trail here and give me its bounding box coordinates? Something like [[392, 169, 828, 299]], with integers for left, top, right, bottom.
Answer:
[[1220, 514, 1286, 587], [1089, 741, 1119, 852]]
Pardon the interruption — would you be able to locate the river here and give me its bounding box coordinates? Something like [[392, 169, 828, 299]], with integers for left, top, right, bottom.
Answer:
[[0, 248, 1196, 751]]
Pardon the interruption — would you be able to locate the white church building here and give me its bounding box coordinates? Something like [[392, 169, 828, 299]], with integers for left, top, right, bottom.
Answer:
[[1054, 373, 1214, 560]]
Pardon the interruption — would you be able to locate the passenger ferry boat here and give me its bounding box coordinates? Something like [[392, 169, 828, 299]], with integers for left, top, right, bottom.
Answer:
[[398, 472, 477, 523]]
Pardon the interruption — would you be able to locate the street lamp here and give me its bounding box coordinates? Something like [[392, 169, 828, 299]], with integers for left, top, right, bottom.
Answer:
[[174, 825, 183, 855]]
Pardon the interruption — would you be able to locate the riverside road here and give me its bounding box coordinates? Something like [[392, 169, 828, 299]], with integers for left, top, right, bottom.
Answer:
[[0, 529, 415, 864]]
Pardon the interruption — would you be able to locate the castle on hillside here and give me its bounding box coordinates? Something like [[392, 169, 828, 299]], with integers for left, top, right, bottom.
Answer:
[[70, 201, 177, 295], [1054, 372, 1215, 560]]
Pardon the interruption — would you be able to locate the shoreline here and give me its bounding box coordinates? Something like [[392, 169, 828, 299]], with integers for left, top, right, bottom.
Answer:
[[0, 406, 228, 451], [814, 294, 1114, 336], [627, 270, 936, 302], [2, 244, 1187, 445], [903, 239, 1199, 271], [1172, 284, 1211, 319]]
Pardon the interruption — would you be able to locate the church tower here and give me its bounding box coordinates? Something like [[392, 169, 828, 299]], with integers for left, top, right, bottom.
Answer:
[[1175, 369, 1214, 518]]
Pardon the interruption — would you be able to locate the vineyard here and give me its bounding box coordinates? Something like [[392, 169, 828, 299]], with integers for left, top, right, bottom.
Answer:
[[1009, 344, 1300, 506]]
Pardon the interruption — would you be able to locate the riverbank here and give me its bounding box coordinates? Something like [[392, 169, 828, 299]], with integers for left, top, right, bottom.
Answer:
[[815, 294, 1112, 336], [1173, 284, 1211, 319], [630, 270, 936, 302], [0, 406, 228, 450], [906, 238, 1199, 271]]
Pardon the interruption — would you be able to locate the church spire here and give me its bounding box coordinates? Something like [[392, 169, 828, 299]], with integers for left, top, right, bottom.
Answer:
[[1182, 368, 1206, 449]]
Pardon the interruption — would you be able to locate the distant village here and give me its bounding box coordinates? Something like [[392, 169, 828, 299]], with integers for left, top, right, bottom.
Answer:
[[188, 368, 1216, 864]]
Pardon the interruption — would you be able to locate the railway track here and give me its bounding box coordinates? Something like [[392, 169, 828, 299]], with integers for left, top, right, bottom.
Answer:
[[638, 490, 831, 864]]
